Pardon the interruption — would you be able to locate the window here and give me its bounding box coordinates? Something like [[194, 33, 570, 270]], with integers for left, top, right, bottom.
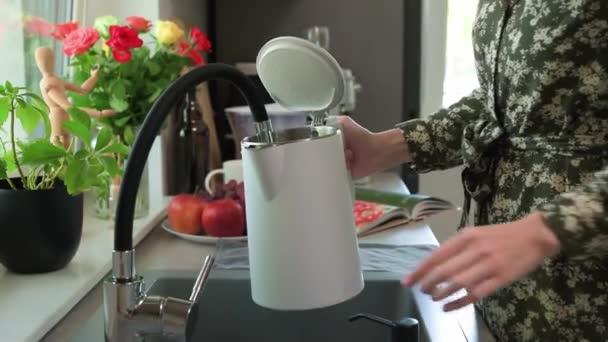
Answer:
[[443, 0, 479, 106], [0, 0, 73, 91], [0, 0, 72, 137]]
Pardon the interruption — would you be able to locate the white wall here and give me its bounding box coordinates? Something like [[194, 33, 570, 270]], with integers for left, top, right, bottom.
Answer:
[[78, 0, 158, 26], [418, 0, 463, 243]]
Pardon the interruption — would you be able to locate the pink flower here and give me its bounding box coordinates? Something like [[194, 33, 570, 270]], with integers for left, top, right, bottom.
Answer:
[[126, 16, 151, 33], [24, 16, 54, 37], [63, 27, 99, 56], [51, 21, 79, 40]]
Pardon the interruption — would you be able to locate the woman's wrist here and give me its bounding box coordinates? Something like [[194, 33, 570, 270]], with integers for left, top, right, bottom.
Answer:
[[372, 128, 413, 171], [523, 212, 561, 257]]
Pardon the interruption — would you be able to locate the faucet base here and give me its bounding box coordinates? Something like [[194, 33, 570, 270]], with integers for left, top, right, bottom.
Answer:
[[103, 275, 147, 341]]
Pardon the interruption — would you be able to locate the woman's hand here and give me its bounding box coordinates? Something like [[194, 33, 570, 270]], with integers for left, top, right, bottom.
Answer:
[[402, 212, 561, 311], [337, 116, 412, 179]]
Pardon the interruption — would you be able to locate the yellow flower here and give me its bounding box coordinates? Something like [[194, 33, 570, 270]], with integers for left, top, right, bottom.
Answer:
[[102, 40, 110, 56], [155, 20, 184, 45]]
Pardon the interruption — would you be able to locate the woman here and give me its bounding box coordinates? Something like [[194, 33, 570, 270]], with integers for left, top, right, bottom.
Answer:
[[340, 1, 607, 341]]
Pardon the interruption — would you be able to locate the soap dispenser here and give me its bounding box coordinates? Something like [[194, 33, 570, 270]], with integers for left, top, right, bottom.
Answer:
[[349, 313, 419, 342]]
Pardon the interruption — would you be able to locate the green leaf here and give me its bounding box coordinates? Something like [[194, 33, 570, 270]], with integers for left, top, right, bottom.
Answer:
[[147, 88, 162, 104], [0, 85, 5, 95], [99, 155, 121, 176], [3, 150, 16, 172], [74, 149, 89, 160], [109, 97, 129, 112], [0, 159, 6, 179], [62, 121, 91, 145], [102, 142, 129, 155], [69, 92, 92, 108], [33, 105, 51, 138], [148, 62, 161, 76], [64, 158, 87, 194], [109, 79, 126, 100], [67, 107, 91, 130], [114, 115, 131, 128], [16, 102, 41, 133], [123, 125, 135, 146], [22, 93, 47, 108], [5, 81, 13, 93], [85, 161, 105, 186], [17, 94, 51, 137], [95, 127, 112, 151], [20, 140, 67, 165], [0, 97, 10, 127]]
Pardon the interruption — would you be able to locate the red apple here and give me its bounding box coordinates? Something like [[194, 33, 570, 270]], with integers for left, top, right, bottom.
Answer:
[[202, 199, 245, 237], [168, 194, 206, 235]]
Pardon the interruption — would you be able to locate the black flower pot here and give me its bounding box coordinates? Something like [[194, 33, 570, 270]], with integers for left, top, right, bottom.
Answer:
[[0, 179, 83, 274]]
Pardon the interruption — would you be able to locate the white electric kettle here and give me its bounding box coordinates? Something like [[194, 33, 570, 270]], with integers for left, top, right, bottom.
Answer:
[[242, 37, 364, 311]]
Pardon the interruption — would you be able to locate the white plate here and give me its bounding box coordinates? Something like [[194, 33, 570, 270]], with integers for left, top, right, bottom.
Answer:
[[161, 219, 248, 245]]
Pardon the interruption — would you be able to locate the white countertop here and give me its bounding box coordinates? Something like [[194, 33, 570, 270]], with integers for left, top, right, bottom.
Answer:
[[0, 194, 170, 342], [1, 172, 492, 342]]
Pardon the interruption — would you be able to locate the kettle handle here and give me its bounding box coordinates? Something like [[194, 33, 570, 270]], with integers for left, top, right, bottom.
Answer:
[[326, 115, 355, 204]]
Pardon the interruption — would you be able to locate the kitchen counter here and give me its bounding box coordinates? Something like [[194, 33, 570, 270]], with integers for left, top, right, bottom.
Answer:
[[3, 172, 494, 342]]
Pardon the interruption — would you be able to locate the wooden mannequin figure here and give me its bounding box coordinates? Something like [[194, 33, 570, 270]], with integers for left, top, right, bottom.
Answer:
[[34, 47, 116, 148]]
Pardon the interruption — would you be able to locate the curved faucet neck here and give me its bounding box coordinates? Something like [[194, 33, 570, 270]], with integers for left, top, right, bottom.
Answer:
[[113, 63, 270, 256]]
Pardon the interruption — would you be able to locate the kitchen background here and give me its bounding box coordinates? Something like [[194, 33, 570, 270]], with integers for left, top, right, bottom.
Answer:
[[1, 0, 479, 242]]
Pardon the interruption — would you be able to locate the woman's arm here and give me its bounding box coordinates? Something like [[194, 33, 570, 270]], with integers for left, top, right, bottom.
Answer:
[[340, 87, 488, 178], [539, 166, 608, 260], [397, 87, 488, 172]]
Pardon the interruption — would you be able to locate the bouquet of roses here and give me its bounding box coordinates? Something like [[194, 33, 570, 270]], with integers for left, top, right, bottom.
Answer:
[[51, 15, 212, 147]]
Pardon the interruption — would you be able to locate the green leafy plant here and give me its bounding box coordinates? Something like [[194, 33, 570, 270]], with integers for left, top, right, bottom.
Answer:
[[0, 81, 128, 198]]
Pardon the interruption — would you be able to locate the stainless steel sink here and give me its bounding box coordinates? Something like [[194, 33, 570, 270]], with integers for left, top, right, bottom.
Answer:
[[73, 269, 429, 342]]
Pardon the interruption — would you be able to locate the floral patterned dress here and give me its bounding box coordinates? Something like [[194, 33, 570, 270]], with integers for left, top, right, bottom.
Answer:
[[398, 1, 608, 341]]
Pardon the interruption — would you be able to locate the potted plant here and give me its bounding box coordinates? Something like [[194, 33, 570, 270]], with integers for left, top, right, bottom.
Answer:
[[0, 82, 127, 273], [49, 16, 212, 219]]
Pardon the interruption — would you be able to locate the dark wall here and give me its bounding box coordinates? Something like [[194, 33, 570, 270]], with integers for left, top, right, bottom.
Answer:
[[213, 0, 405, 132]]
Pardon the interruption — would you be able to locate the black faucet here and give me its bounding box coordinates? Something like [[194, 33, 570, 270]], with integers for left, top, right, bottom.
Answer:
[[104, 64, 271, 341]]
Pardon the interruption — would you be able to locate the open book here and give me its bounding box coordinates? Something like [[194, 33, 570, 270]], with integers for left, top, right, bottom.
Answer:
[[353, 188, 459, 237]]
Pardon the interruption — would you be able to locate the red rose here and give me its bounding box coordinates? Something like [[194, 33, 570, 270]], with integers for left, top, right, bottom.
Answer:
[[63, 27, 99, 56], [112, 49, 132, 63], [52, 21, 79, 40], [126, 16, 151, 33], [177, 41, 205, 66], [25, 16, 54, 37], [107, 25, 143, 63], [190, 27, 212, 52]]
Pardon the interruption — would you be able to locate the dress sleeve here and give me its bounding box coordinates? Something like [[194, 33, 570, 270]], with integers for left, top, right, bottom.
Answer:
[[539, 167, 608, 260], [397, 87, 488, 173]]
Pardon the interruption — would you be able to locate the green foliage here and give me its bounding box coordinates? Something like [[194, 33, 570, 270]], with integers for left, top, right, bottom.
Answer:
[[67, 29, 193, 154], [0, 84, 129, 195]]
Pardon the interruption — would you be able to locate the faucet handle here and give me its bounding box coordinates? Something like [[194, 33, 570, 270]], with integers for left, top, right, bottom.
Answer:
[[190, 255, 215, 302], [349, 313, 419, 342]]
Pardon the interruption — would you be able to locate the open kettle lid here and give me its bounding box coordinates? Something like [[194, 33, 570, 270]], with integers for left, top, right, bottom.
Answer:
[[256, 36, 345, 113]]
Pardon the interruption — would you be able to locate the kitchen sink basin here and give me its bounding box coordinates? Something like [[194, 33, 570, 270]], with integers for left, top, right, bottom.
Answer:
[[72, 269, 429, 342]]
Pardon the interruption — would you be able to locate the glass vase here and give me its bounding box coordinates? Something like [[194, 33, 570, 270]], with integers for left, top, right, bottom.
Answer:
[[92, 161, 150, 220]]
